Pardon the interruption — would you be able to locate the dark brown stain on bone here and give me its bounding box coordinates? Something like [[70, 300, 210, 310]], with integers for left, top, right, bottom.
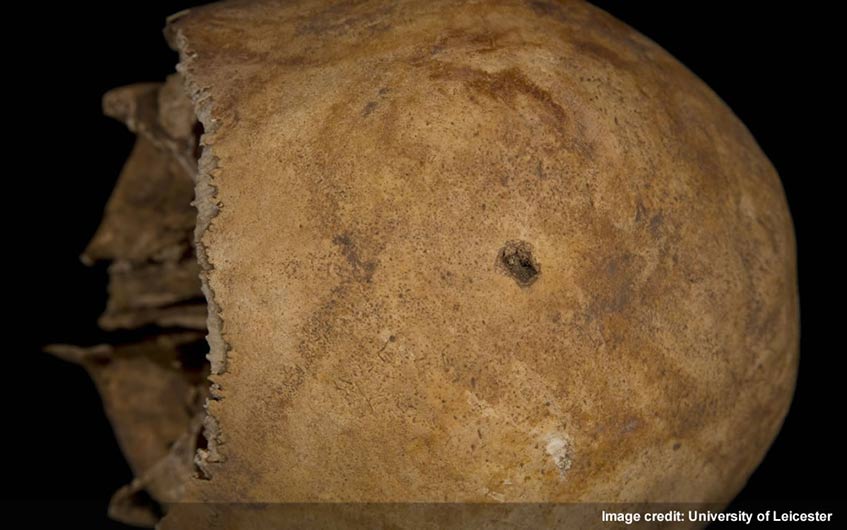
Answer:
[[333, 233, 377, 282], [362, 101, 378, 117], [295, 0, 396, 37], [528, 0, 570, 22], [428, 64, 568, 130], [571, 39, 631, 70]]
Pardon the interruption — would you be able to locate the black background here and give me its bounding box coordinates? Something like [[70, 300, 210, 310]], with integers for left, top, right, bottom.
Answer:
[[6, 1, 842, 528]]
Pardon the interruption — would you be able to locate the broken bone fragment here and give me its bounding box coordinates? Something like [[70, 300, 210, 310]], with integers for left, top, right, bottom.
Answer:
[[53, 1, 798, 528], [47, 334, 208, 527], [48, 73, 210, 526]]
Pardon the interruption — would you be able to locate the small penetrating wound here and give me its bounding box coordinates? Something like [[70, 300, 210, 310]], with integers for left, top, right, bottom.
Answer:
[[497, 240, 540, 287]]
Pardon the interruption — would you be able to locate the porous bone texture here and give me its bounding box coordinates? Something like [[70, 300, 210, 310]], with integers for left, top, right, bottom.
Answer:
[[161, 0, 794, 527]]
